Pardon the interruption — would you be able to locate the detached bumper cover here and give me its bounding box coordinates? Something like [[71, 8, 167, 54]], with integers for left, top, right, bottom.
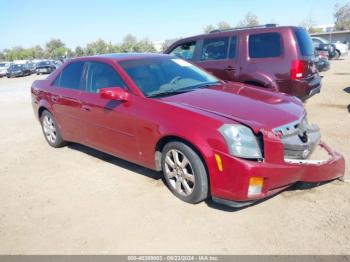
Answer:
[[211, 142, 345, 205]]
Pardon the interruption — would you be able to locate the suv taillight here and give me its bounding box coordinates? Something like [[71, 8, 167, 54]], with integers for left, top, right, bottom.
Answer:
[[291, 60, 307, 80]]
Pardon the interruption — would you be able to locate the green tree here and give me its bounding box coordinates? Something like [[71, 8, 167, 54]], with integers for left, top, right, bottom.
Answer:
[[120, 34, 139, 52], [0, 52, 5, 61], [299, 18, 323, 33], [203, 24, 215, 33], [85, 39, 110, 55], [334, 3, 350, 31], [75, 46, 84, 57], [32, 45, 44, 58], [217, 21, 231, 30], [203, 21, 231, 33], [45, 38, 66, 58], [237, 12, 259, 27], [135, 39, 156, 52]]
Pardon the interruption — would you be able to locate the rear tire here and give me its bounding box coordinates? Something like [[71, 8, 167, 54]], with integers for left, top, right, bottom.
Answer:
[[161, 141, 209, 204], [40, 110, 66, 148]]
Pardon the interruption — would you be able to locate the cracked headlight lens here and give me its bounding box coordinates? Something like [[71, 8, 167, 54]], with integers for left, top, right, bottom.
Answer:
[[219, 124, 262, 159]]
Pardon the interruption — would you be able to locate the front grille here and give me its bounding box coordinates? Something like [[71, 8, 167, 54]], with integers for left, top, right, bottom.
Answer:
[[273, 115, 321, 160]]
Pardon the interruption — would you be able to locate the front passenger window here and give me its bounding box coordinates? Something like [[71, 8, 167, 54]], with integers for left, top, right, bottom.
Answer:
[[86, 62, 126, 93], [169, 42, 196, 60]]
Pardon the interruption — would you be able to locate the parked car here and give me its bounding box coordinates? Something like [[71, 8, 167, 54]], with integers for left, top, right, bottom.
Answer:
[[0, 62, 11, 77], [31, 54, 344, 207], [36, 61, 56, 75], [317, 50, 330, 60], [311, 37, 339, 59], [52, 60, 63, 69], [314, 50, 330, 72], [312, 37, 337, 59], [7, 64, 31, 78], [165, 25, 321, 101], [27, 62, 37, 74], [311, 37, 349, 59]]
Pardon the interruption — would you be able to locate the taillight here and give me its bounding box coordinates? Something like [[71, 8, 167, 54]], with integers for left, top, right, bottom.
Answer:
[[291, 60, 307, 79]]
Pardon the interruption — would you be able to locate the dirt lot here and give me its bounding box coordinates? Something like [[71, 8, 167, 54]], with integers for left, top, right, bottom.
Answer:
[[0, 58, 349, 255]]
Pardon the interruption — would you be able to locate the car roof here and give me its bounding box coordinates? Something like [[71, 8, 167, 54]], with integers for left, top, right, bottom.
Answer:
[[169, 25, 302, 44], [72, 53, 173, 62]]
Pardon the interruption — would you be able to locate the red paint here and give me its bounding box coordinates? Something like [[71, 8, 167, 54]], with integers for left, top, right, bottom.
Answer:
[[165, 26, 322, 100], [31, 54, 344, 203], [99, 87, 130, 101]]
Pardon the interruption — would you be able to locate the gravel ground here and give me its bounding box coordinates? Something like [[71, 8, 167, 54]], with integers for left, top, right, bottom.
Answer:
[[0, 58, 349, 255]]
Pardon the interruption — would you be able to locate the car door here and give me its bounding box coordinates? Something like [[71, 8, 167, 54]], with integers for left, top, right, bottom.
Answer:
[[79, 60, 139, 160], [51, 61, 85, 142], [195, 36, 238, 81]]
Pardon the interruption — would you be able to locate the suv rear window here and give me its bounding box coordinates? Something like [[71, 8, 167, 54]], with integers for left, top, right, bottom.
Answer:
[[249, 33, 282, 58], [294, 28, 314, 56]]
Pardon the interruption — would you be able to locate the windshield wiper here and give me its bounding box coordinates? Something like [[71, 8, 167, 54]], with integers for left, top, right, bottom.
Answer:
[[147, 88, 194, 98], [147, 81, 222, 98], [185, 81, 222, 90]]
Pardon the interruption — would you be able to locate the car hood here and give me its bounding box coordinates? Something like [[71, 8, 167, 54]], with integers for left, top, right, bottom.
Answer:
[[160, 82, 305, 132]]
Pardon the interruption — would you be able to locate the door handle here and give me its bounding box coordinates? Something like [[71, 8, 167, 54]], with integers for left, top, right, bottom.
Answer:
[[225, 66, 236, 72], [51, 95, 59, 102], [81, 105, 92, 112]]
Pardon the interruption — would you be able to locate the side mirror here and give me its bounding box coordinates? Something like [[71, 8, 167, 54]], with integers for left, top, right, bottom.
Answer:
[[99, 87, 129, 102]]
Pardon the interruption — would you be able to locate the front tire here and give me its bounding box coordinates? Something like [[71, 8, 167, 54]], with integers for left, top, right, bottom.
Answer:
[[161, 142, 209, 204], [40, 110, 66, 148]]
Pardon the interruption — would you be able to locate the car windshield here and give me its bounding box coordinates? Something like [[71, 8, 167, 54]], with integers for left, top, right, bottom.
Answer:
[[11, 64, 22, 69], [318, 37, 330, 44], [119, 57, 220, 97], [38, 61, 50, 66]]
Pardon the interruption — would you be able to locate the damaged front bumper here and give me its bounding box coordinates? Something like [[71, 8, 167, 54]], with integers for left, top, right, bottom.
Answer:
[[211, 141, 345, 208], [210, 114, 345, 208]]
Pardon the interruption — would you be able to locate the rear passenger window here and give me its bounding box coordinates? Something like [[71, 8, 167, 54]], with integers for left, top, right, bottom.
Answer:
[[169, 42, 196, 60], [228, 36, 237, 58], [249, 33, 282, 58], [201, 37, 229, 61], [53, 62, 85, 90], [86, 62, 126, 93]]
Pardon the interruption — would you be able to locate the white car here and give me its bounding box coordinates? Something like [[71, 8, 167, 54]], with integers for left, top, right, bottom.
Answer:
[[0, 62, 11, 77], [312, 37, 349, 58]]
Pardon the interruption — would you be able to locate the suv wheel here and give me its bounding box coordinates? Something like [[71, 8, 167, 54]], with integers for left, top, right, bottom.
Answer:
[[40, 110, 66, 148], [161, 142, 208, 204]]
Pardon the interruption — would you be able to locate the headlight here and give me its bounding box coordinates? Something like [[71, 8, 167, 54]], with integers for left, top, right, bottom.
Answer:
[[218, 124, 262, 159]]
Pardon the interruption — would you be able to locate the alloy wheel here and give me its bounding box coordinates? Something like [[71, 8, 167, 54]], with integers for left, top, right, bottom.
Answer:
[[42, 115, 57, 144], [164, 149, 195, 196]]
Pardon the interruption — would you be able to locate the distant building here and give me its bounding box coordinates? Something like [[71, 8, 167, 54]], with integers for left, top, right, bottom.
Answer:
[[311, 30, 350, 44], [313, 24, 335, 32]]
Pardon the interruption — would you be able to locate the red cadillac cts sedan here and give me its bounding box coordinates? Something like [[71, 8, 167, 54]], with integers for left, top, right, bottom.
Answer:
[[31, 53, 345, 207]]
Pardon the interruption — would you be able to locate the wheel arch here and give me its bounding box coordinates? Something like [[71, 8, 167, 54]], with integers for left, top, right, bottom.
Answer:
[[242, 72, 278, 91], [38, 106, 49, 118]]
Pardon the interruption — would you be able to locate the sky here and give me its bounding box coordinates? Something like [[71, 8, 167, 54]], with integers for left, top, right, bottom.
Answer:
[[0, 0, 348, 50]]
